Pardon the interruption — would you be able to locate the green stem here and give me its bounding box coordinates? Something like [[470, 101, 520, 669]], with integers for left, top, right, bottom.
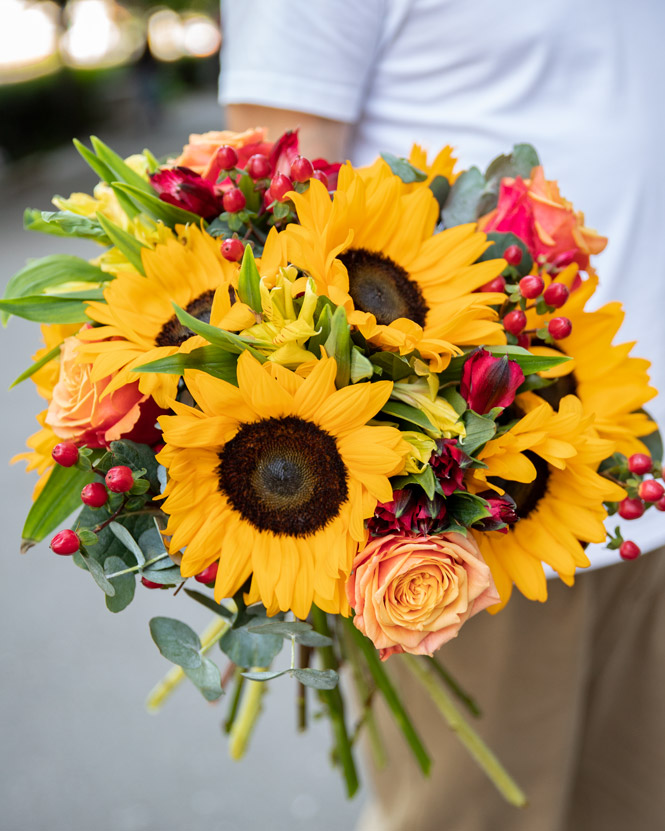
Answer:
[[425, 656, 482, 717], [228, 667, 267, 760], [402, 655, 527, 807], [105, 552, 170, 579], [311, 605, 360, 798], [224, 671, 245, 734]]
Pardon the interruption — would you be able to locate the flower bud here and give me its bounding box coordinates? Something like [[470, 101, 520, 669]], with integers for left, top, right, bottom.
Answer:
[[460, 348, 525, 415]]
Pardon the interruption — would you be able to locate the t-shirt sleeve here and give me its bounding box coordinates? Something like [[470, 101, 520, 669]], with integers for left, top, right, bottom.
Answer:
[[219, 0, 386, 123]]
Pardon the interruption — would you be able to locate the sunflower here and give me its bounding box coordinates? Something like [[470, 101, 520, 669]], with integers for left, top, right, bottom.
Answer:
[[526, 269, 657, 455], [283, 163, 507, 371], [468, 392, 626, 611], [157, 352, 409, 619], [78, 225, 256, 408]]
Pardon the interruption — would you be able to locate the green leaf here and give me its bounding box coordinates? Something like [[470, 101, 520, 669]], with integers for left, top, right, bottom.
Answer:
[[477, 232, 533, 277], [206, 216, 234, 239], [439, 386, 467, 415], [3, 254, 109, 310], [429, 175, 451, 212], [369, 352, 414, 382], [442, 167, 485, 228], [482, 344, 570, 374], [292, 668, 339, 690], [95, 213, 147, 274], [447, 492, 492, 526], [323, 305, 351, 387], [184, 658, 224, 701], [171, 303, 266, 363], [104, 555, 136, 612], [246, 620, 313, 638], [77, 528, 99, 546], [236, 171, 262, 213], [292, 631, 335, 648], [108, 522, 145, 565], [73, 139, 139, 219], [237, 245, 262, 314], [137, 522, 167, 559], [23, 209, 111, 243], [140, 565, 182, 585], [308, 302, 333, 358], [21, 465, 95, 550], [637, 409, 663, 462], [347, 620, 431, 775], [241, 669, 288, 682], [79, 547, 116, 596], [107, 439, 160, 494], [149, 617, 202, 669], [111, 183, 202, 227], [136, 344, 239, 383], [460, 410, 497, 454], [380, 152, 427, 183], [183, 588, 234, 619], [219, 625, 284, 668], [89, 136, 155, 195], [392, 465, 437, 500], [10, 343, 62, 388], [381, 400, 438, 434]]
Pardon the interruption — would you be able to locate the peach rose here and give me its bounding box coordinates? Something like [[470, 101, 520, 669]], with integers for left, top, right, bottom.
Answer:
[[174, 128, 272, 175], [347, 532, 499, 660], [45, 337, 150, 448], [478, 166, 607, 270]]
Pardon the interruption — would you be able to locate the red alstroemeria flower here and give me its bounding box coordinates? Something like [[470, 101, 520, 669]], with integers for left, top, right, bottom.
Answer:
[[429, 439, 467, 496], [150, 167, 223, 220], [460, 348, 524, 415]]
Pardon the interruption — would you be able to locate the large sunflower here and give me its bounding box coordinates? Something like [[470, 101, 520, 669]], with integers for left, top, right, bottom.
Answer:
[[468, 392, 625, 611], [283, 163, 507, 370], [78, 225, 255, 407], [157, 353, 408, 619], [526, 270, 656, 455]]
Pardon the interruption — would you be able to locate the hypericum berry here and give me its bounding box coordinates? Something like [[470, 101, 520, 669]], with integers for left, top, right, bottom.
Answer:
[[290, 156, 314, 183], [246, 153, 271, 179], [628, 453, 653, 475], [519, 274, 545, 299], [105, 465, 134, 493], [503, 245, 523, 266], [638, 479, 665, 503], [548, 316, 572, 340], [311, 170, 329, 189], [216, 145, 238, 170], [269, 174, 293, 202], [619, 540, 641, 560], [81, 482, 108, 508], [195, 561, 219, 584], [503, 309, 527, 335], [141, 577, 162, 589], [52, 442, 79, 467], [543, 282, 569, 308], [655, 495, 665, 512], [221, 238, 245, 262], [50, 529, 80, 555], [222, 187, 246, 213], [618, 497, 645, 520], [479, 275, 506, 293], [516, 333, 531, 349]]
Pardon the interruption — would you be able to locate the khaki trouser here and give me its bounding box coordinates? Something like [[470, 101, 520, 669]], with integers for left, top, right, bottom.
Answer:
[[357, 548, 665, 831]]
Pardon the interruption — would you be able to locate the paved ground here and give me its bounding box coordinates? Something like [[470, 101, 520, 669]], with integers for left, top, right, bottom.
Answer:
[[0, 92, 365, 831]]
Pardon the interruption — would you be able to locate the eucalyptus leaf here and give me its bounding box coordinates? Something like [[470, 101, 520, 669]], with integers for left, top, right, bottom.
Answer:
[[149, 617, 202, 669], [246, 621, 313, 638], [104, 555, 136, 612], [442, 167, 485, 228], [184, 658, 224, 701], [429, 175, 450, 212], [292, 668, 339, 690], [380, 152, 427, 183], [136, 344, 239, 383], [291, 631, 334, 648], [241, 669, 289, 682], [80, 548, 116, 597], [137, 523, 167, 559], [109, 525, 146, 565], [219, 625, 284, 668], [140, 565, 182, 585], [183, 588, 234, 619]]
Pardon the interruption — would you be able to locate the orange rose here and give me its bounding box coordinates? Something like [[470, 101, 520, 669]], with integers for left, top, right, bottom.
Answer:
[[174, 128, 272, 175], [478, 166, 607, 270], [347, 532, 499, 660], [45, 337, 153, 448]]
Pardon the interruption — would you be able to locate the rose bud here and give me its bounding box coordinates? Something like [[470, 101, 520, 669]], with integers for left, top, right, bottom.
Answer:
[[460, 348, 525, 414]]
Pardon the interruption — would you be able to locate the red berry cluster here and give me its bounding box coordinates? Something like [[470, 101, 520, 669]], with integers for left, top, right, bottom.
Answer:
[[608, 452, 665, 560]]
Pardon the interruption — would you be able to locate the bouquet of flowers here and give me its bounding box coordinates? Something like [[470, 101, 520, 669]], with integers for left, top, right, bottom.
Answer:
[[5, 127, 662, 804]]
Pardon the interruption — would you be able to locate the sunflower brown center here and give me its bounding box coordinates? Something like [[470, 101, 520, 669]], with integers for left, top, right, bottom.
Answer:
[[490, 450, 550, 519], [217, 416, 348, 536], [155, 289, 216, 347], [340, 247, 428, 327]]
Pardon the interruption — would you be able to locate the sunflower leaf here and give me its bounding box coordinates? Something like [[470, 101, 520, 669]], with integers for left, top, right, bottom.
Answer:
[[237, 245, 262, 313], [104, 555, 136, 613], [21, 465, 95, 551], [184, 658, 224, 701], [380, 152, 427, 184], [23, 209, 111, 243], [171, 303, 266, 363], [149, 617, 202, 669], [135, 344, 239, 383], [96, 213, 147, 274]]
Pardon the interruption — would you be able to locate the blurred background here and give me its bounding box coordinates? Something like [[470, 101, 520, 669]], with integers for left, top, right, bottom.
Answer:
[[0, 3, 364, 829]]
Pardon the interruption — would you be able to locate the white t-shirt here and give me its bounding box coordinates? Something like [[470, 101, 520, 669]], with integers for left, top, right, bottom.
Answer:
[[219, 0, 665, 565]]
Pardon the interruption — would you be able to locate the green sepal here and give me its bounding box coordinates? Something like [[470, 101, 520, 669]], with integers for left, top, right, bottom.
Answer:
[[171, 303, 266, 363], [21, 464, 95, 551], [237, 245, 262, 313], [96, 213, 147, 274]]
